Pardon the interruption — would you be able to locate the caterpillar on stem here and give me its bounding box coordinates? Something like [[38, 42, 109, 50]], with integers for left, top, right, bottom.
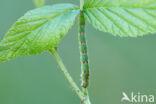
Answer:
[[78, 11, 89, 88]]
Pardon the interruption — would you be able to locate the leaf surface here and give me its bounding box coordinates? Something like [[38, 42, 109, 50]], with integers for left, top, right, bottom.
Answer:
[[0, 3, 79, 63], [84, 0, 156, 37]]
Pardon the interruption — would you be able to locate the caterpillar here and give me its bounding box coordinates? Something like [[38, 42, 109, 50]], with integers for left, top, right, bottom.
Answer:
[[79, 11, 89, 88]]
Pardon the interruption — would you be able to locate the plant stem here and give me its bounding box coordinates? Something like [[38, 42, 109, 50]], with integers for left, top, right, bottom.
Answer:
[[49, 48, 91, 104], [33, 0, 45, 8], [49, 48, 83, 100], [80, 0, 84, 10]]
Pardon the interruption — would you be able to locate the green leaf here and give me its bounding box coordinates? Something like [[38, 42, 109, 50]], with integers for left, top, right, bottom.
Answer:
[[0, 3, 79, 63], [84, 0, 156, 37]]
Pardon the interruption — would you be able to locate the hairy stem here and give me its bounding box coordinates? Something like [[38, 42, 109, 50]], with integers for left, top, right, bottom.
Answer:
[[49, 48, 83, 100], [33, 0, 45, 8], [49, 48, 91, 104]]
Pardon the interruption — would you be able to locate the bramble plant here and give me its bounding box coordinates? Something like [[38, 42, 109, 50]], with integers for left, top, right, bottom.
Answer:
[[1, 0, 156, 104]]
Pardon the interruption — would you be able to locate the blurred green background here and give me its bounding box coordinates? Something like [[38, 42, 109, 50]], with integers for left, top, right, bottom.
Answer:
[[0, 0, 156, 104]]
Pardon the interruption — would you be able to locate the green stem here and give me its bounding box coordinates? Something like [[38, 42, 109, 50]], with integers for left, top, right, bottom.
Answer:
[[49, 48, 83, 100], [80, 0, 84, 10], [33, 0, 45, 8], [49, 48, 91, 104]]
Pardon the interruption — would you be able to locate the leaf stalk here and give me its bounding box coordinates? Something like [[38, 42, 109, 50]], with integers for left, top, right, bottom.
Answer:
[[49, 48, 91, 104], [80, 0, 84, 10], [49, 48, 83, 99]]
